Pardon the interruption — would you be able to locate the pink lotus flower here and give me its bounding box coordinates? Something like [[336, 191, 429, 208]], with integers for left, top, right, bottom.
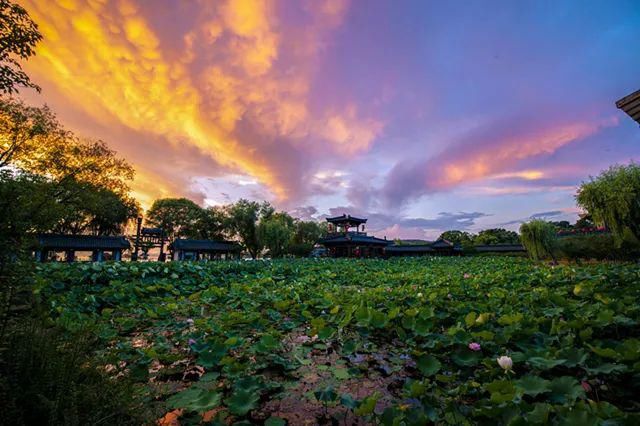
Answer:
[[468, 342, 481, 351], [186, 318, 194, 326], [581, 381, 591, 392], [463, 273, 471, 279], [188, 338, 196, 346]]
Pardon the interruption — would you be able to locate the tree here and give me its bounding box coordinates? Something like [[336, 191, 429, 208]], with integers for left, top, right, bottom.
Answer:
[[0, 0, 42, 94], [52, 180, 139, 235], [0, 98, 135, 195], [576, 164, 640, 244], [438, 230, 474, 247], [225, 199, 274, 258], [520, 220, 557, 262], [193, 206, 228, 240], [258, 212, 294, 258], [288, 220, 326, 256], [473, 228, 520, 245], [146, 198, 204, 239]]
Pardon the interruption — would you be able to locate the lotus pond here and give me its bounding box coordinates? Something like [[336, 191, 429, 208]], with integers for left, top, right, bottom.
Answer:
[[34, 257, 640, 425]]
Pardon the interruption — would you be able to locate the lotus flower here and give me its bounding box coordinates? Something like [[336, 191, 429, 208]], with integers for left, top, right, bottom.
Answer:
[[463, 273, 471, 279], [186, 318, 194, 326], [581, 381, 591, 392], [497, 356, 513, 371], [188, 338, 196, 346], [468, 342, 481, 351]]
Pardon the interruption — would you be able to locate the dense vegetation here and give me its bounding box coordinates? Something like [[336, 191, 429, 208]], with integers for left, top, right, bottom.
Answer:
[[30, 257, 640, 425]]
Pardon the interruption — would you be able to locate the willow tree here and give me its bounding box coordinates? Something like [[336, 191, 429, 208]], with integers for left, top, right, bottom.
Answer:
[[576, 164, 640, 245], [520, 220, 557, 262]]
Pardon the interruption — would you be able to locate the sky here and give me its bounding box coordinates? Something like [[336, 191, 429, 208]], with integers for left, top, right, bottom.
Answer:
[[20, 0, 640, 239]]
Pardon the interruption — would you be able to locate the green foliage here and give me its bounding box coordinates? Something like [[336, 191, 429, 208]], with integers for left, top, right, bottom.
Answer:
[[577, 163, 640, 245], [30, 257, 640, 424], [556, 233, 640, 261], [0, 0, 42, 94], [224, 199, 274, 258], [258, 212, 294, 258], [474, 228, 520, 245], [0, 320, 150, 425], [520, 220, 557, 261], [146, 197, 204, 239], [439, 230, 474, 247]]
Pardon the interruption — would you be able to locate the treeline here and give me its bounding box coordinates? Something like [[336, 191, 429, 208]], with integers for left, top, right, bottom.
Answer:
[[435, 228, 520, 247], [0, 97, 140, 260], [145, 198, 327, 258], [519, 163, 640, 262]]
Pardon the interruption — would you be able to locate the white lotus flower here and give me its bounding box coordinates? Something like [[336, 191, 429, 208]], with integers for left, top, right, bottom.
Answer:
[[497, 355, 513, 371]]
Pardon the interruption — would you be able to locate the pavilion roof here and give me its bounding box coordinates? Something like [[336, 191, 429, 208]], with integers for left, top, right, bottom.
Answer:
[[325, 214, 367, 225], [616, 89, 640, 125], [37, 234, 131, 250], [320, 234, 390, 246]]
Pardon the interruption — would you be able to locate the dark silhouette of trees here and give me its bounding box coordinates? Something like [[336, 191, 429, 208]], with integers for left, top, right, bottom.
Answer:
[[0, 0, 42, 94]]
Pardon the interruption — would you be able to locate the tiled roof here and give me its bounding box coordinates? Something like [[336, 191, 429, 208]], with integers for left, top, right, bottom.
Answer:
[[37, 234, 131, 250], [170, 239, 241, 252], [616, 89, 640, 125], [321, 234, 391, 246], [325, 214, 367, 224]]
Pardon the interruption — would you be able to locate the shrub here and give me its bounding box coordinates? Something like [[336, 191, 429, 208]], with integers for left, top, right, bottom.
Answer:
[[520, 220, 557, 261], [556, 233, 640, 261]]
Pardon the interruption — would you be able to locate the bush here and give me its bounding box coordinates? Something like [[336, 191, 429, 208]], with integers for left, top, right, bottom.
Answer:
[[556, 233, 640, 261], [520, 220, 557, 261], [0, 320, 151, 426]]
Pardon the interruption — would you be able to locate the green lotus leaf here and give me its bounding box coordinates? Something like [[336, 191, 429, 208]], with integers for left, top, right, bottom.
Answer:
[[354, 392, 380, 416], [415, 354, 441, 376], [548, 376, 585, 404], [451, 348, 481, 367], [527, 357, 566, 370], [167, 387, 222, 412], [264, 417, 286, 426], [314, 386, 338, 403], [515, 375, 551, 396], [225, 389, 260, 416], [485, 380, 518, 404]]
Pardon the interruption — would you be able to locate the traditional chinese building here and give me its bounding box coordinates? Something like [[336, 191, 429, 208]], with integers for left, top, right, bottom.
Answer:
[[34, 234, 130, 262], [169, 239, 242, 261], [384, 239, 461, 257], [320, 214, 391, 258]]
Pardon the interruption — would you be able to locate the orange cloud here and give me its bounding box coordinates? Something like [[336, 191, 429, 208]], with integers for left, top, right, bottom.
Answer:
[[22, 0, 381, 203]]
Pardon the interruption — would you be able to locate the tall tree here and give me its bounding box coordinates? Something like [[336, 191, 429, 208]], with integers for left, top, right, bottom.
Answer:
[[577, 164, 640, 244], [0, 0, 42, 94], [146, 198, 204, 239], [194, 206, 228, 240], [0, 98, 134, 195], [53, 180, 139, 236], [258, 212, 294, 258], [225, 199, 274, 259], [289, 220, 326, 257]]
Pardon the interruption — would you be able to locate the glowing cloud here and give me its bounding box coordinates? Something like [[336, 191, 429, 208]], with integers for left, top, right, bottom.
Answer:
[[22, 0, 381, 203]]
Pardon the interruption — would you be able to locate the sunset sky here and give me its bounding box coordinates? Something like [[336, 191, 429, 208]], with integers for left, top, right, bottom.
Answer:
[[20, 0, 640, 239]]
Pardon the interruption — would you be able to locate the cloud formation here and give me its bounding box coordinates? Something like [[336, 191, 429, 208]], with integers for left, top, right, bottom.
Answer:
[[22, 0, 383, 204]]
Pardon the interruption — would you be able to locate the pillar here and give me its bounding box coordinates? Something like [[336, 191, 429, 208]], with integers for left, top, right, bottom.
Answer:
[[66, 250, 75, 263], [114, 250, 121, 261]]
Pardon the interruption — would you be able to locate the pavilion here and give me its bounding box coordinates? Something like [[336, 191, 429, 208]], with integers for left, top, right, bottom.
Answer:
[[169, 239, 242, 261], [320, 214, 391, 258], [34, 234, 130, 262]]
